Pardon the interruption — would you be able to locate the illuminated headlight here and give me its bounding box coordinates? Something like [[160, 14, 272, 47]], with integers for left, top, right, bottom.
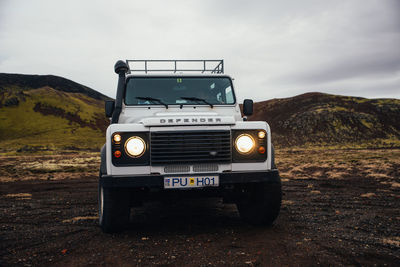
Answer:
[[235, 134, 255, 154], [125, 136, 146, 157]]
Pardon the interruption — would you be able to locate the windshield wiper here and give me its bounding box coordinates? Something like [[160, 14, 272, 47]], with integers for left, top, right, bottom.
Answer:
[[180, 97, 213, 108], [136, 97, 168, 109]]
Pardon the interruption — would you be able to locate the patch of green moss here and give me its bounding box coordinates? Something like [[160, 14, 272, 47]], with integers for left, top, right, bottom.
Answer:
[[0, 87, 106, 152]]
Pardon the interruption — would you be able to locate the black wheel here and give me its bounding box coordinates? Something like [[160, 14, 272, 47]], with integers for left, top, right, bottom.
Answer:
[[236, 181, 282, 226], [98, 184, 130, 233]]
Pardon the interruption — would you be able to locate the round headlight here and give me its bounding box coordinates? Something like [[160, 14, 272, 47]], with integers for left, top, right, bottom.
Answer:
[[235, 134, 255, 154], [125, 136, 146, 157]]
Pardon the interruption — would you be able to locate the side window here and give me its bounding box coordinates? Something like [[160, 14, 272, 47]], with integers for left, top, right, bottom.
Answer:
[[225, 86, 234, 103], [216, 92, 222, 102]]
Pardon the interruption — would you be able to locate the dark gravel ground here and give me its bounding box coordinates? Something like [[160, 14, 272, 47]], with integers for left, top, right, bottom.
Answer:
[[0, 150, 399, 266], [1, 176, 399, 266]]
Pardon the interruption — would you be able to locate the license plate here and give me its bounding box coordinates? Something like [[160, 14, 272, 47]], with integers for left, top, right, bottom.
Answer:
[[164, 176, 219, 189]]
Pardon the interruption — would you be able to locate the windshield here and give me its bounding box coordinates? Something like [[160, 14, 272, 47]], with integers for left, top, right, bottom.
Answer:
[[125, 77, 235, 106]]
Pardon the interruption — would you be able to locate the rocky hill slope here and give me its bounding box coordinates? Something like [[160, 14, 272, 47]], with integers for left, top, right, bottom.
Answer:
[[248, 92, 400, 148], [0, 73, 111, 152], [1, 73, 399, 152]]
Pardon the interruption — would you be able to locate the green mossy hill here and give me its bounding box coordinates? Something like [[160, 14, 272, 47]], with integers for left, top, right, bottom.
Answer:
[[0, 74, 110, 153], [249, 92, 400, 148]]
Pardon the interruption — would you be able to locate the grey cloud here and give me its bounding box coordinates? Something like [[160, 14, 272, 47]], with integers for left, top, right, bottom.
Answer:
[[291, 49, 400, 84], [0, 0, 399, 101]]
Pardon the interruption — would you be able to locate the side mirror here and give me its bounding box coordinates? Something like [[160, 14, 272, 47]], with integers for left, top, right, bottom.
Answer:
[[105, 100, 115, 118], [243, 99, 253, 116]]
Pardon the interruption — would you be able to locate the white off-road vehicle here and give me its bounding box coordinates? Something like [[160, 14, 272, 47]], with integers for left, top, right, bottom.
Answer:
[[99, 60, 281, 233]]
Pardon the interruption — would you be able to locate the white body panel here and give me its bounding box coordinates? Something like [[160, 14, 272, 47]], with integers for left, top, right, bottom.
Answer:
[[118, 105, 242, 124], [106, 123, 151, 176], [106, 120, 272, 176]]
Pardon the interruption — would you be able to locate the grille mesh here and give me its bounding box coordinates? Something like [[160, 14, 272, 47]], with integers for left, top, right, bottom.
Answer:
[[151, 131, 231, 165], [164, 165, 190, 173], [193, 164, 218, 172]]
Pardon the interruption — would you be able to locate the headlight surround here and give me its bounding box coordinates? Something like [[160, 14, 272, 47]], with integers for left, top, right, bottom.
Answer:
[[111, 132, 149, 166], [235, 134, 255, 154], [125, 136, 146, 157], [232, 130, 268, 162]]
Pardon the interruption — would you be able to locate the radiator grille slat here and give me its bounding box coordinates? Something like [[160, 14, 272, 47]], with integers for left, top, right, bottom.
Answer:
[[151, 131, 231, 165]]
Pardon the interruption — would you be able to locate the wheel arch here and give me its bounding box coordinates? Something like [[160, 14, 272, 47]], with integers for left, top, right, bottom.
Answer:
[[100, 144, 107, 175]]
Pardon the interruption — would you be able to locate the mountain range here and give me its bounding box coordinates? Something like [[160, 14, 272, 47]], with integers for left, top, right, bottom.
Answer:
[[0, 73, 399, 152]]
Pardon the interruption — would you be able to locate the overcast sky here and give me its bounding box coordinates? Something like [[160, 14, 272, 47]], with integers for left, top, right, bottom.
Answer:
[[0, 0, 399, 101]]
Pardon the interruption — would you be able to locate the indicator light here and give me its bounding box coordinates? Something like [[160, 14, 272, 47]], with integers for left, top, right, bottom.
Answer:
[[258, 146, 266, 154], [258, 131, 266, 139], [114, 150, 122, 158], [113, 134, 122, 143]]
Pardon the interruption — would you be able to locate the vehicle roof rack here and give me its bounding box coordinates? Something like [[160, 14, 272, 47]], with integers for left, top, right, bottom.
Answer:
[[125, 59, 224, 74]]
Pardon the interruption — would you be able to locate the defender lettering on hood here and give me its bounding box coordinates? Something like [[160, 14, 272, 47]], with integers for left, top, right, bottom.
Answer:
[[140, 116, 236, 126], [161, 118, 221, 123]]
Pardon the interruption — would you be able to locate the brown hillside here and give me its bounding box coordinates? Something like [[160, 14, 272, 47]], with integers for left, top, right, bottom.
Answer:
[[247, 92, 400, 148]]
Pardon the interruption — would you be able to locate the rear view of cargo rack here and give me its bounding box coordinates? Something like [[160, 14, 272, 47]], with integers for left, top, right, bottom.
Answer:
[[126, 59, 224, 74]]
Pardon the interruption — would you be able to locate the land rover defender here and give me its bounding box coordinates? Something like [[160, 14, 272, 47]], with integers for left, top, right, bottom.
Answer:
[[99, 60, 281, 233]]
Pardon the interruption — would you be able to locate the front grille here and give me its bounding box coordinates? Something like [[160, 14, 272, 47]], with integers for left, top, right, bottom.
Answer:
[[151, 131, 231, 165], [193, 164, 218, 172], [164, 165, 190, 173]]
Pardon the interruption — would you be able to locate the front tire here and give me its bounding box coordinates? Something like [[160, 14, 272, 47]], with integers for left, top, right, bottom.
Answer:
[[236, 181, 282, 226], [98, 184, 130, 233]]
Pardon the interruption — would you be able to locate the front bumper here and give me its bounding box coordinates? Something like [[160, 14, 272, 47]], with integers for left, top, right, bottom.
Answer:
[[100, 170, 280, 188]]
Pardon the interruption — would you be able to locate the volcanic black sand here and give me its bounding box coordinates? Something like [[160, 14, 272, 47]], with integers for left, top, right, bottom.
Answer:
[[1, 149, 399, 266]]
